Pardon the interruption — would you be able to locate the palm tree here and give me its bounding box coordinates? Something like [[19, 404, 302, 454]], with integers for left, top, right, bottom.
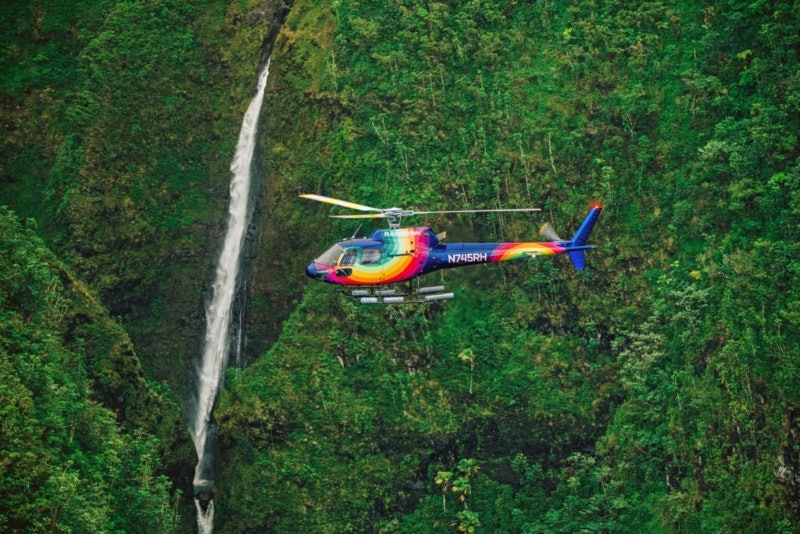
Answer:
[[435, 470, 453, 511]]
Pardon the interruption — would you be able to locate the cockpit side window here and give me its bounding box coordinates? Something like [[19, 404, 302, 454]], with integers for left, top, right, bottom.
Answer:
[[360, 248, 382, 265], [340, 248, 358, 266]]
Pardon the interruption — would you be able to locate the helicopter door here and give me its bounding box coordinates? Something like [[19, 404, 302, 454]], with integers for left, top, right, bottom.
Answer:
[[359, 247, 384, 284], [336, 248, 358, 277]]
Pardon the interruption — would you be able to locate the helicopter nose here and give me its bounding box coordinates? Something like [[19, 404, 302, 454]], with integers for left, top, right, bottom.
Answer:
[[306, 262, 331, 280], [305, 263, 317, 279]]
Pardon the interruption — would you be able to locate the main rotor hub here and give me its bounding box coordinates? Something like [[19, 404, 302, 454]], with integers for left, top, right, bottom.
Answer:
[[385, 208, 405, 229]]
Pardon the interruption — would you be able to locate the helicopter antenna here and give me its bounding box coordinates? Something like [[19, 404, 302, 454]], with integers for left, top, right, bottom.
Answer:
[[350, 223, 363, 238]]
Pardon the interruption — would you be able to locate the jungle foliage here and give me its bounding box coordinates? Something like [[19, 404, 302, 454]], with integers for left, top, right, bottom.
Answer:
[[218, 0, 800, 532], [0, 0, 284, 386], [1, 0, 283, 529], [0, 208, 185, 531], [2, 0, 799, 532]]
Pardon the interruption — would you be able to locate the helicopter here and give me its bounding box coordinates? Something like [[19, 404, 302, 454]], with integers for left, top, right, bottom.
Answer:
[[300, 194, 602, 304]]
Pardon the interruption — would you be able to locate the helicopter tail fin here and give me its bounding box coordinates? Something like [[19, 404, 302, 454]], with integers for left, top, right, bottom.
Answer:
[[566, 205, 602, 270], [568, 250, 587, 270], [570, 204, 602, 247]]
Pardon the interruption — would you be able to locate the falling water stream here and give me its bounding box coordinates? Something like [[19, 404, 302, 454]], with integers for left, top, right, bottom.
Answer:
[[191, 59, 270, 534]]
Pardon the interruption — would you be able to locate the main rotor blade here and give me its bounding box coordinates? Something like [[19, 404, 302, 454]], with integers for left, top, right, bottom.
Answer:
[[331, 208, 541, 219], [329, 213, 387, 219], [413, 208, 541, 215], [299, 194, 383, 213]]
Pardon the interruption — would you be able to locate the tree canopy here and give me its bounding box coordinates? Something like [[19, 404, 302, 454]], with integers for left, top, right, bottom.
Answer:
[[218, 0, 800, 531], [1, 0, 798, 531]]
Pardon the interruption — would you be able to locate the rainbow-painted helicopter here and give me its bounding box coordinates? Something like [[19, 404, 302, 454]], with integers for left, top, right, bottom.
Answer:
[[301, 194, 601, 304]]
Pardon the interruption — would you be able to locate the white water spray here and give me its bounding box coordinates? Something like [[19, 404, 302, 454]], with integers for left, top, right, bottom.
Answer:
[[191, 59, 270, 533]]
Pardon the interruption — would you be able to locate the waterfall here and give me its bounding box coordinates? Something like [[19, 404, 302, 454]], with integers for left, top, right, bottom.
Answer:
[[191, 59, 270, 533]]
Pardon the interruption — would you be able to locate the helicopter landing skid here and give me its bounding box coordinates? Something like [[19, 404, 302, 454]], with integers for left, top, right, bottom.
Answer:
[[345, 280, 454, 304]]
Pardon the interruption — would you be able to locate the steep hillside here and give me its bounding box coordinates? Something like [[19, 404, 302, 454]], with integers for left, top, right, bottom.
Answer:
[[0, 0, 286, 390], [2, 0, 798, 531], [0, 207, 189, 531], [220, 0, 800, 532], [1, 0, 292, 529]]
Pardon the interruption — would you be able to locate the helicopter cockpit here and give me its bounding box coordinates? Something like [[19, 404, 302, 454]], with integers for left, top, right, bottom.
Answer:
[[313, 243, 344, 266], [338, 239, 384, 266], [314, 240, 384, 267]]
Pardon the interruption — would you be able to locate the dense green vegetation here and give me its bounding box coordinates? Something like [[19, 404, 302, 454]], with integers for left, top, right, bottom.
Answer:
[[220, 0, 800, 532], [1, 0, 284, 529], [2, 0, 799, 531], [0, 208, 185, 531], [1, 0, 283, 384]]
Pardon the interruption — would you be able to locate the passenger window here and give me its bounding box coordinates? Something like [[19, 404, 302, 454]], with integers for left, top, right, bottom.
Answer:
[[360, 248, 382, 265]]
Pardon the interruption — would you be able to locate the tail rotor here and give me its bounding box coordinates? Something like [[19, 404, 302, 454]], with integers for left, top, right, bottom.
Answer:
[[538, 222, 563, 242], [539, 205, 602, 270]]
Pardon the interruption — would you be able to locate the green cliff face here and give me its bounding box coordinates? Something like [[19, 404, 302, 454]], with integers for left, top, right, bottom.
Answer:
[[3, 0, 800, 532], [0, 207, 191, 531], [0, 0, 286, 389], [1, 0, 291, 528], [222, 0, 800, 532]]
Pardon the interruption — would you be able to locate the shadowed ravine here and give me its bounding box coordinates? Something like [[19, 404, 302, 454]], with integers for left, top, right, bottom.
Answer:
[[190, 59, 270, 534]]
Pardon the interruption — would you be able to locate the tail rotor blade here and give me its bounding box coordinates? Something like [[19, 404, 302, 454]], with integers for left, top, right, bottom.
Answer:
[[539, 222, 562, 241]]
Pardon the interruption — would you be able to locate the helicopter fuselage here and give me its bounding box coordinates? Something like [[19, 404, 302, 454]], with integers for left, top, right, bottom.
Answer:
[[304, 225, 588, 286], [299, 194, 601, 298]]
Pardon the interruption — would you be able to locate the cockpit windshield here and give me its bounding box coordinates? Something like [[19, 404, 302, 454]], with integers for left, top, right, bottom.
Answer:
[[315, 243, 343, 266]]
